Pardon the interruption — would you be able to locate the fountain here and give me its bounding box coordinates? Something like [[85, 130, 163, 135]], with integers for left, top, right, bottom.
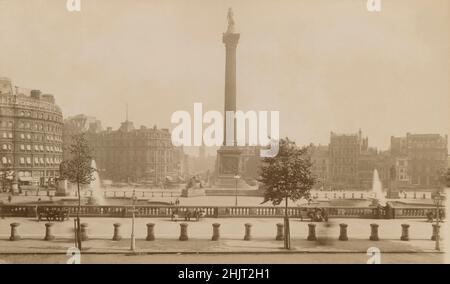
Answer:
[[88, 160, 105, 205], [371, 169, 386, 207]]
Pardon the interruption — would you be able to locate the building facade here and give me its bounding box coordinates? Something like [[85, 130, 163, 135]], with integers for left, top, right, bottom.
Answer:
[[0, 77, 63, 189], [87, 120, 181, 184], [328, 130, 389, 190], [307, 144, 329, 188], [391, 133, 448, 188], [329, 130, 366, 189]]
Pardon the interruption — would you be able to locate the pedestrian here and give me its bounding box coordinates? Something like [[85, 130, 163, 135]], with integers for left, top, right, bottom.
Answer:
[[185, 209, 191, 221], [36, 198, 42, 218], [8, 195, 12, 203], [322, 208, 328, 222]]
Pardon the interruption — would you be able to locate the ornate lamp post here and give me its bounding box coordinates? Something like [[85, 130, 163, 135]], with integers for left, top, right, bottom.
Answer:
[[234, 174, 240, 207], [130, 189, 138, 252], [432, 191, 445, 251]]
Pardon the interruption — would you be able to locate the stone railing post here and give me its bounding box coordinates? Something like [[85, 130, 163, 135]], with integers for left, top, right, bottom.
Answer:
[[370, 223, 379, 241], [212, 223, 220, 241], [400, 224, 409, 241], [339, 223, 348, 241], [44, 223, 55, 241], [307, 223, 317, 241], [80, 223, 89, 241], [275, 223, 284, 241], [146, 223, 155, 241], [9, 223, 21, 241], [112, 223, 122, 241], [244, 223, 252, 241], [179, 223, 188, 241]]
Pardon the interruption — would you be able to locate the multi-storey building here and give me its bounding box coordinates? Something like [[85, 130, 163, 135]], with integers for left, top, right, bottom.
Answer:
[[0, 77, 64, 190], [390, 133, 448, 188], [358, 147, 380, 190], [87, 120, 181, 184], [389, 136, 411, 186], [328, 130, 390, 190], [307, 144, 329, 188], [329, 130, 367, 189]]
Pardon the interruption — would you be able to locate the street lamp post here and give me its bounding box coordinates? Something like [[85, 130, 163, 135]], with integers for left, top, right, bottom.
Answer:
[[234, 174, 240, 207], [130, 189, 137, 252], [432, 191, 445, 251]]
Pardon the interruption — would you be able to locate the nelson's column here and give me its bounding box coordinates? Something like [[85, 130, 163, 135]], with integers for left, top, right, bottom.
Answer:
[[213, 8, 260, 190]]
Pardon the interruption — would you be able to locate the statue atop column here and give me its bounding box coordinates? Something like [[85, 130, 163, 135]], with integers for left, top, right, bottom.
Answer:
[[226, 8, 236, 34]]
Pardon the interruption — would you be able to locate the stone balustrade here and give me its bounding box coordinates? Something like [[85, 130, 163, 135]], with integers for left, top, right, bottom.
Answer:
[[0, 204, 445, 219]]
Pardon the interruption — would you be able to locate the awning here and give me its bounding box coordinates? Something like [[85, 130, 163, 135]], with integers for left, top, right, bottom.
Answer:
[[19, 177, 34, 182]]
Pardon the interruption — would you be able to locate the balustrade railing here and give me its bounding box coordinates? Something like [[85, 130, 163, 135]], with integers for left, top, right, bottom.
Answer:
[[0, 204, 445, 219]]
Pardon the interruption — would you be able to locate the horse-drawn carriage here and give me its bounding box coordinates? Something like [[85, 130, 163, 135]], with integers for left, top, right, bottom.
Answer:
[[298, 207, 329, 222], [171, 208, 206, 221], [37, 207, 70, 222]]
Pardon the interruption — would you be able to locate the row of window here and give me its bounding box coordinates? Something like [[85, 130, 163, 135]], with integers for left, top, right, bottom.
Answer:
[[0, 106, 62, 122], [16, 171, 57, 178], [0, 156, 61, 165], [0, 121, 13, 128], [19, 157, 62, 165], [17, 109, 62, 122], [17, 121, 62, 133], [0, 170, 58, 178], [409, 153, 447, 160], [18, 144, 63, 152], [1, 132, 62, 142], [1, 144, 62, 152]]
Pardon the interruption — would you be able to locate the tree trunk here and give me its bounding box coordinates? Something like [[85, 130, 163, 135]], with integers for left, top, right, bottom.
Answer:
[[76, 182, 82, 250], [284, 196, 290, 249]]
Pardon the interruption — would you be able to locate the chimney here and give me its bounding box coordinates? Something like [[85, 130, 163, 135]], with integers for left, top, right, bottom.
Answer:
[[30, 90, 42, 100]]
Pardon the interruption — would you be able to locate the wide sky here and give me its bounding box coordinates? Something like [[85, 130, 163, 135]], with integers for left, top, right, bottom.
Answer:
[[0, 0, 448, 151]]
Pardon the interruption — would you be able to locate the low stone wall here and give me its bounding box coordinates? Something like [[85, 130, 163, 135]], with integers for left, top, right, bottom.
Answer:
[[0, 204, 445, 219]]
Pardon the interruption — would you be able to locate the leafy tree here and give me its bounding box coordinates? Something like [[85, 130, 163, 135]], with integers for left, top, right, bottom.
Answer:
[[60, 133, 96, 250], [259, 138, 316, 249]]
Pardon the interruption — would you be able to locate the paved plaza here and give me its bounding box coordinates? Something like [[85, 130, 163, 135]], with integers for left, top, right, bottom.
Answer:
[[0, 217, 446, 257]]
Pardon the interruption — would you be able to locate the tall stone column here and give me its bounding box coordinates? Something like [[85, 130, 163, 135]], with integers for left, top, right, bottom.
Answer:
[[222, 9, 240, 146], [214, 9, 252, 189]]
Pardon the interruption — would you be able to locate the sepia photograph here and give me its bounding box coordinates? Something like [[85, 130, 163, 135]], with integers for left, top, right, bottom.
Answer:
[[0, 0, 449, 269]]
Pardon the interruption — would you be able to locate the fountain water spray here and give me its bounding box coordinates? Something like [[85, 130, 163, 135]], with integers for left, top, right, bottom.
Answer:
[[89, 160, 105, 205], [371, 169, 386, 207]]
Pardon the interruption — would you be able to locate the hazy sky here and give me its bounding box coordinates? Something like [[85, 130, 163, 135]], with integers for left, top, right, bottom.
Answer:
[[0, 0, 448, 151]]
